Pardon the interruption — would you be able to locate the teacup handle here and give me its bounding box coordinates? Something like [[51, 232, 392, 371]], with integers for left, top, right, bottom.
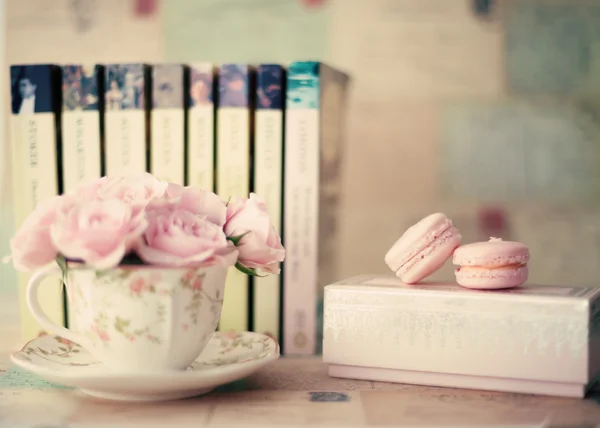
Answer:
[[26, 263, 92, 349]]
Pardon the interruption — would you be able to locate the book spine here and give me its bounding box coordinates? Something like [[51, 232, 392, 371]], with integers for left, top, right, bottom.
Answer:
[[216, 64, 252, 332], [150, 64, 185, 184], [10, 64, 64, 340], [104, 64, 148, 175], [60, 65, 102, 192], [253, 64, 284, 341], [186, 63, 215, 191], [283, 61, 321, 355]]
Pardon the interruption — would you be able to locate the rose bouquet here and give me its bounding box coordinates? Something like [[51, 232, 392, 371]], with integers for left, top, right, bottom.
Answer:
[[6, 173, 285, 276]]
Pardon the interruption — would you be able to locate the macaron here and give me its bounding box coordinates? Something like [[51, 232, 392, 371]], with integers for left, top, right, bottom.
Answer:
[[384, 213, 462, 284], [453, 237, 529, 289]]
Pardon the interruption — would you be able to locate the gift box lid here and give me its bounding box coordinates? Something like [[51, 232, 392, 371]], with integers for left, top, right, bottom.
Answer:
[[323, 275, 600, 385]]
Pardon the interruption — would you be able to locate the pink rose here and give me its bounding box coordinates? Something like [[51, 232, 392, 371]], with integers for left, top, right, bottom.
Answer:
[[74, 173, 168, 213], [146, 182, 184, 210], [8, 195, 66, 271], [179, 187, 227, 226], [91, 325, 110, 342], [192, 278, 203, 290], [224, 193, 285, 274], [129, 277, 147, 295], [146, 185, 227, 226], [136, 207, 238, 267], [69, 178, 104, 201], [50, 199, 148, 269]]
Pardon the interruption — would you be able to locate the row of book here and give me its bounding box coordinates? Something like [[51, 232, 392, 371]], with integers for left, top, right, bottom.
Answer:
[[9, 61, 350, 355]]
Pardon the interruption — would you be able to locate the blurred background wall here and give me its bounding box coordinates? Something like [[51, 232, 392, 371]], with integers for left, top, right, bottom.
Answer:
[[1, 0, 599, 308]]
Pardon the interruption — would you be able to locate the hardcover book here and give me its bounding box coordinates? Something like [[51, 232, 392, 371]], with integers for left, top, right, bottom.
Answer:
[[61, 64, 102, 192], [253, 64, 285, 341], [216, 64, 254, 332], [283, 61, 350, 355], [150, 64, 185, 184], [104, 64, 149, 176], [10, 64, 64, 340], [186, 63, 215, 191]]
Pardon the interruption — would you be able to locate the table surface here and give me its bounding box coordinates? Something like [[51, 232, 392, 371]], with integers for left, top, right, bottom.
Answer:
[[1, 325, 600, 427]]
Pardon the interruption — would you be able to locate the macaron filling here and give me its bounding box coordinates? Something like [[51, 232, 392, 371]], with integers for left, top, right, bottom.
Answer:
[[399, 226, 460, 275], [456, 262, 527, 273], [455, 264, 528, 284]]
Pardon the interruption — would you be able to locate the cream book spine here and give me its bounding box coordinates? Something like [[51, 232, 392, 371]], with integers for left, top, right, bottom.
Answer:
[[60, 64, 102, 192], [252, 64, 284, 341], [104, 64, 148, 176], [150, 64, 185, 184], [186, 63, 215, 191], [10, 64, 63, 341], [216, 64, 253, 332], [283, 62, 350, 355]]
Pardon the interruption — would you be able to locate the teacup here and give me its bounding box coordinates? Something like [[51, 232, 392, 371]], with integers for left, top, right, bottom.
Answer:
[[26, 263, 227, 372]]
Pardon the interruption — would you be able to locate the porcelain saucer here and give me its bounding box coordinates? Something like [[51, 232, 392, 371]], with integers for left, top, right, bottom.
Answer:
[[11, 331, 279, 402]]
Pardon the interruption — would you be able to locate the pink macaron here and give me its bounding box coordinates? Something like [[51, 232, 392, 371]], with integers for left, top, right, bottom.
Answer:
[[385, 213, 462, 284], [453, 237, 529, 289]]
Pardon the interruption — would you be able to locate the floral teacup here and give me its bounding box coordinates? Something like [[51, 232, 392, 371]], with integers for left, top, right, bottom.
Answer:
[[26, 263, 227, 372]]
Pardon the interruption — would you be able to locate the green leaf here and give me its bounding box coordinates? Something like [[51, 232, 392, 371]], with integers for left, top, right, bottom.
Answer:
[[56, 254, 67, 285], [118, 270, 133, 279], [227, 231, 250, 246], [114, 316, 130, 333], [234, 262, 266, 278], [95, 270, 111, 279]]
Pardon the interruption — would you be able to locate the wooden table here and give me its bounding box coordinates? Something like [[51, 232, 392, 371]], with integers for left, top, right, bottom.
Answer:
[[1, 326, 600, 426]]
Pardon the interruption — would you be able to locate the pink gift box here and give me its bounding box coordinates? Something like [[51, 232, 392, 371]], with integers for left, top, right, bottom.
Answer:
[[322, 275, 600, 398]]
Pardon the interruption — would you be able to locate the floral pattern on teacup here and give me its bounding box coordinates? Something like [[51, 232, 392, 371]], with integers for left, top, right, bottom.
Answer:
[[12, 332, 278, 370], [192, 333, 279, 367], [181, 269, 222, 325], [17, 335, 98, 366], [69, 267, 224, 348]]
